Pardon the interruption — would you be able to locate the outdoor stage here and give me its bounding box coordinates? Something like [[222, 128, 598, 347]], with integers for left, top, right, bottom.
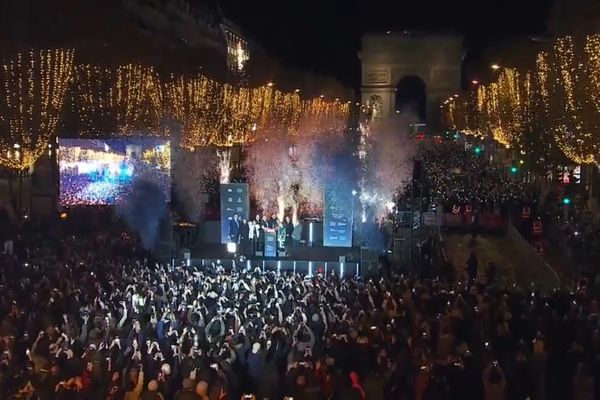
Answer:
[[179, 220, 381, 277], [186, 242, 381, 277]]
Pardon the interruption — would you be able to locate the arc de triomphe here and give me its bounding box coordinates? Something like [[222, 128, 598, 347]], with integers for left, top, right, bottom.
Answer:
[[359, 33, 463, 127]]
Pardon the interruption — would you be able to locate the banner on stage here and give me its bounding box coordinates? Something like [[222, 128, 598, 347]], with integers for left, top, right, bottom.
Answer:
[[264, 228, 277, 257], [220, 183, 249, 244], [323, 185, 353, 247]]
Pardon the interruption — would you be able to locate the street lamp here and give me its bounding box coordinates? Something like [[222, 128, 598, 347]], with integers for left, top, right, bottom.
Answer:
[[471, 79, 480, 85], [352, 190, 357, 196], [491, 64, 501, 70]]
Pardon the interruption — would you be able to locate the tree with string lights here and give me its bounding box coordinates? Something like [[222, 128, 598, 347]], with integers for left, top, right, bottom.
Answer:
[[71, 64, 117, 136], [0, 49, 75, 170], [114, 64, 163, 136], [546, 36, 599, 166], [0, 49, 75, 214], [443, 34, 600, 172], [71, 64, 165, 138]]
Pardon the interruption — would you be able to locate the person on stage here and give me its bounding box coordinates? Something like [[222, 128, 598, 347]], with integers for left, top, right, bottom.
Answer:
[[284, 216, 294, 254], [228, 213, 240, 244], [277, 219, 286, 254], [260, 214, 269, 229], [239, 217, 250, 255], [292, 219, 302, 248], [248, 219, 256, 256], [258, 214, 268, 254], [254, 214, 261, 229], [268, 213, 277, 229]]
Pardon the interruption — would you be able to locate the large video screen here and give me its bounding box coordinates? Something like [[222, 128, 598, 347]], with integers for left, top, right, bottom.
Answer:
[[58, 138, 171, 206]]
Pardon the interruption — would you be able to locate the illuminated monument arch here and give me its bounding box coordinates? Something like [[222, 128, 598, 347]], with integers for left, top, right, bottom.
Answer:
[[359, 33, 463, 127]]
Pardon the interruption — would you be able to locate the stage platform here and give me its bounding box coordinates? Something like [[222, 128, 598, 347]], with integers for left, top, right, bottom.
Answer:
[[186, 243, 381, 277]]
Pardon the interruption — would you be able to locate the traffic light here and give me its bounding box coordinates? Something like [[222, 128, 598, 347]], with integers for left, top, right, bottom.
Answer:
[[474, 146, 481, 155], [510, 166, 518, 174], [563, 197, 571, 205]]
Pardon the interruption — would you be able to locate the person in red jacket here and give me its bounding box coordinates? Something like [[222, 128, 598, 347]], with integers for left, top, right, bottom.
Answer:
[[349, 371, 365, 400]]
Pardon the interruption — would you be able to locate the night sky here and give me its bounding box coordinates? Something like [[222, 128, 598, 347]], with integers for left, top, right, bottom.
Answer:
[[221, 0, 553, 88]]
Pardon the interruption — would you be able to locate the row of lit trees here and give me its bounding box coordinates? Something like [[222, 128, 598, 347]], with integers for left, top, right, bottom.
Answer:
[[0, 49, 351, 170], [444, 34, 600, 168]]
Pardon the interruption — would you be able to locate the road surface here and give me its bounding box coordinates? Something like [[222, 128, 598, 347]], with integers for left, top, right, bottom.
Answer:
[[443, 233, 559, 289]]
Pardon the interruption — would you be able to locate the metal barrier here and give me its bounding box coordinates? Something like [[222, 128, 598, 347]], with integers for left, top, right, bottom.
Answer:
[[506, 221, 561, 290], [192, 258, 360, 278]]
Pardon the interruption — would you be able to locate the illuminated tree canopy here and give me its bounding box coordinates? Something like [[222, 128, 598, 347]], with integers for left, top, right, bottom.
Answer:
[[444, 34, 600, 166], [0, 49, 75, 169], [0, 49, 351, 169]]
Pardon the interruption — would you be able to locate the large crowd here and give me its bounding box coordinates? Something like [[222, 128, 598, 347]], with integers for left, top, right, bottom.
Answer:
[[0, 231, 598, 400], [421, 143, 538, 214]]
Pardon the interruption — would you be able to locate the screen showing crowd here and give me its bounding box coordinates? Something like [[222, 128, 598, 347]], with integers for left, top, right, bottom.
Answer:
[[58, 138, 171, 206]]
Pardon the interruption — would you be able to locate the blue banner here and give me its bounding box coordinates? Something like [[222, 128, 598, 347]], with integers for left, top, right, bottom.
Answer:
[[323, 185, 353, 247], [220, 183, 249, 244]]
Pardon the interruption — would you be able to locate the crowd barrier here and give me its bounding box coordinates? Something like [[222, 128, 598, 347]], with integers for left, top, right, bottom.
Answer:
[[189, 258, 360, 278], [440, 212, 507, 231], [506, 221, 561, 289]]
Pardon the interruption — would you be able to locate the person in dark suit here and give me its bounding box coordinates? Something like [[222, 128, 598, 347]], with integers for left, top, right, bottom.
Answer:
[[239, 217, 250, 255], [254, 214, 265, 254], [268, 214, 277, 229], [292, 220, 302, 249], [229, 214, 240, 244], [260, 214, 269, 229], [284, 216, 294, 254]]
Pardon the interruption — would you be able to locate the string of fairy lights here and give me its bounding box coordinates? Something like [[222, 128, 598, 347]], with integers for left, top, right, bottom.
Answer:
[[0, 49, 75, 169], [76, 66, 350, 149], [0, 49, 351, 169], [444, 34, 600, 166]]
